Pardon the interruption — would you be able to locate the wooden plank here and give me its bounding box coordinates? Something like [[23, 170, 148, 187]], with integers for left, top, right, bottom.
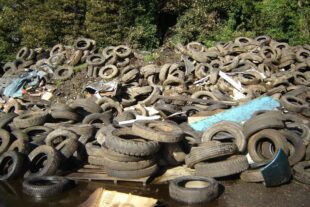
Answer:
[[77, 168, 106, 173], [66, 172, 149, 185]]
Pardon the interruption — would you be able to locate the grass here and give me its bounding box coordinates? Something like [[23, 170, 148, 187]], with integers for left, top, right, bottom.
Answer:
[[143, 52, 160, 62], [73, 63, 88, 72]]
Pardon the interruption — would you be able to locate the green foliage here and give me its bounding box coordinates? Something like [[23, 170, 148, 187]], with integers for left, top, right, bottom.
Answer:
[[73, 63, 87, 72], [0, 0, 309, 63], [143, 52, 160, 62]]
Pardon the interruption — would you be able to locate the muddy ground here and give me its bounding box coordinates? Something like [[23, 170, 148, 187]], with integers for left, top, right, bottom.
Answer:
[[0, 179, 309, 207]]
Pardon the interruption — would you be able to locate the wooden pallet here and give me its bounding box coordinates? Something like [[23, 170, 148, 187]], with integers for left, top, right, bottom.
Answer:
[[65, 165, 150, 186]]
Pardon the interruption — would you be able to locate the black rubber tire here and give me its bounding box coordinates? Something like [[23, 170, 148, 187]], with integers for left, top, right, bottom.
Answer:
[[105, 164, 158, 179], [195, 155, 249, 178], [74, 38, 92, 50], [240, 169, 264, 183], [88, 156, 105, 166], [0, 151, 27, 180], [243, 111, 285, 138], [69, 98, 102, 114], [114, 45, 132, 58], [101, 143, 145, 162], [23, 176, 72, 197], [105, 127, 160, 156], [248, 129, 288, 162], [53, 66, 74, 81], [280, 130, 306, 166], [280, 95, 308, 113], [98, 65, 119, 80], [55, 138, 79, 159], [82, 112, 112, 125], [11, 129, 29, 141], [85, 141, 104, 157], [0, 113, 18, 128], [13, 111, 48, 129], [169, 176, 219, 204], [132, 121, 183, 143], [86, 54, 105, 66], [306, 145, 310, 161], [23, 126, 53, 144], [45, 129, 78, 147], [293, 161, 310, 185], [102, 157, 154, 171], [50, 110, 80, 122], [25, 145, 61, 177], [67, 124, 94, 136], [8, 139, 30, 154], [185, 142, 237, 168], [0, 129, 12, 155], [201, 121, 246, 152]]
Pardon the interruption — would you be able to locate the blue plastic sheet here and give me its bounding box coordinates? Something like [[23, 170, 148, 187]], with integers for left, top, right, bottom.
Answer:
[[2, 70, 46, 98], [190, 96, 280, 132]]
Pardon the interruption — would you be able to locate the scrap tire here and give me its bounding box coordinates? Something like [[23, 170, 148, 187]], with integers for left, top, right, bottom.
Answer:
[[293, 161, 310, 185], [0, 129, 12, 155], [50, 110, 80, 122], [53, 66, 74, 81], [55, 138, 79, 159], [243, 111, 285, 138], [13, 112, 48, 129], [23, 176, 72, 197], [248, 129, 288, 162], [85, 141, 104, 157], [195, 155, 249, 178], [280, 130, 306, 166], [101, 144, 145, 162], [105, 164, 158, 179], [240, 169, 264, 183], [69, 99, 102, 114], [0, 113, 18, 129], [8, 139, 30, 154], [169, 176, 219, 204], [0, 151, 27, 180], [102, 157, 154, 171], [105, 127, 160, 156], [132, 121, 183, 143], [201, 121, 246, 152], [185, 142, 237, 168], [45, 129, 78, 147], [25, 145, 61, 177]]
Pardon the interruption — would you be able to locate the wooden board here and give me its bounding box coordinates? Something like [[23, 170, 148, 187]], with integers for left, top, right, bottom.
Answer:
[[66, 171, 150, 185]]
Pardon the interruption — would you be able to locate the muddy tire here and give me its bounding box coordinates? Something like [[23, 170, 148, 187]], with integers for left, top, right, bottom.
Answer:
[[69, 98, 102, 114], [55, 138, 79, 159], [25, 145, 61, 177], [50, 110, 80, 122], [105, 164, 158, 179], [195, 155, 249, 178], [85, 141, 104, 157], [8, 139, 30, 154], [0, 113, 18, 128], [82, 112, 112, 125], [185, 142, 237, 168], [201, 121, 246, 152], [293, 161, 310, 185], [105, 127, 160, 156], [248, 129, 288, 162], [13, 111, 48, 129], [54, 66, 74, 81], [240, 169, 264, 183], [169, 176, 219, 204], [280, 130, 306, 166], [132, 121, 183, 143], [45, 129, 78, 147], [0, 151, 27, 180], [280, 95, 308, 113], [0, 129, 12, 155], [102, 157, 154, 171], [23, 176, 72, 197], [243, 111, 285, 138], [101, 143, 145, 162]]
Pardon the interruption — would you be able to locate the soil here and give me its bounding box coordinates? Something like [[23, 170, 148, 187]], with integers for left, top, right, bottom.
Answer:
[[1, 179, 309, 207]]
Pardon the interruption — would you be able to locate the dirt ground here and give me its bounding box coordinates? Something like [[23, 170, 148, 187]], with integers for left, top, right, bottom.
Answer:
[[0, 179, 309, 207]]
